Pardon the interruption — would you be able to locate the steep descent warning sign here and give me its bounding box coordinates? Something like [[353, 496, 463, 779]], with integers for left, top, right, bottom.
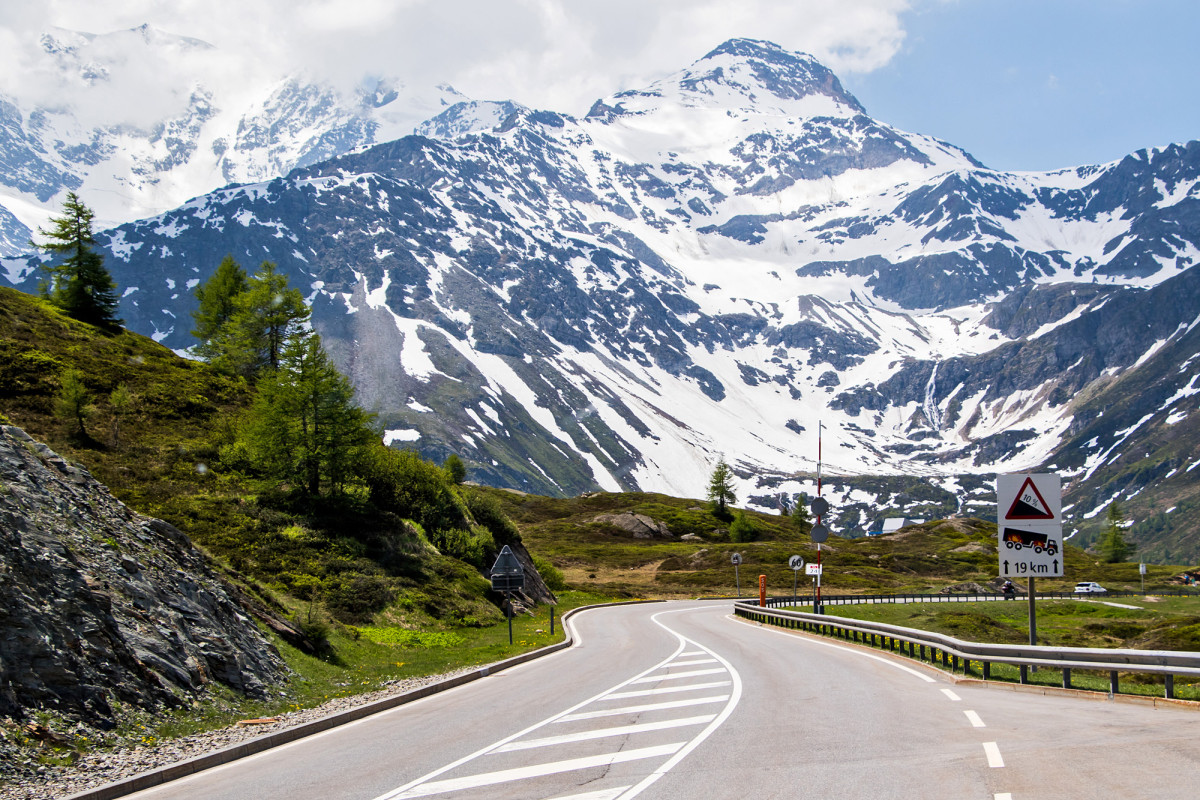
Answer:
[[997, 474, 1061, 525], [1006, 477, 1053, 520]]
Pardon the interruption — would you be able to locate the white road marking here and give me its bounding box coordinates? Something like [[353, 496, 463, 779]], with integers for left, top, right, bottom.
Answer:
[[983, 741, 1005, 768], [941, 689, 962, 701], [995, 794, 1013, 800], [964, 710, 986, 728], [546, 788, 632, 800], [557, 695, 731, 723], [387, 743, 686, 798], [493, 715, 716, 753], [629, 667, 726, 683], [669, 658, 718, 667], [747, 615, 936, 682], [374, 604, 742, 800], [606, 681, 731, 700]]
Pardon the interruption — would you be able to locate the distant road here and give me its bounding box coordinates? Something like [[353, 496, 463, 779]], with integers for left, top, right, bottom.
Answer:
[[125, 601, 1200, 800]]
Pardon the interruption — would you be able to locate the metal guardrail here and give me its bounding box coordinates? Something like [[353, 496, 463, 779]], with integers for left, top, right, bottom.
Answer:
[[735, 598, 1200, 700], [761, 589, 1200, 608]]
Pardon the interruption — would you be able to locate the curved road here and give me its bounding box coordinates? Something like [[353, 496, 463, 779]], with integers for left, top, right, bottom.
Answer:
[[123, 601, 1200, 800]]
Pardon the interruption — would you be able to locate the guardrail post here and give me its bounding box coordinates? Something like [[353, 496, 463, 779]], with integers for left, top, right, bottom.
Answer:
[[1110, 671, 1119, 695], [1019, 664, 1029, 684], [1062, 668, 1071, 689], [1166, 674, 1175, 699], [951, 655, 959, 672], [982, 661, 991, 680]]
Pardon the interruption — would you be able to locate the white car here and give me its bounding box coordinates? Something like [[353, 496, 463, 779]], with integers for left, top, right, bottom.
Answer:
[[1073, 581, 1107, 594]]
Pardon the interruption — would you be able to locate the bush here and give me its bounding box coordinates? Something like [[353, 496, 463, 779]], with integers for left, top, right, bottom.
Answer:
[[730, 512, 760, 543], [465, 490, 522, 545], [532, 554, 567, 591]]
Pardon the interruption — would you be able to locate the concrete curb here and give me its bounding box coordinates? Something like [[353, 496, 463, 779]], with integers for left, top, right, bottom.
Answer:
[[65, 600, 663, 800]]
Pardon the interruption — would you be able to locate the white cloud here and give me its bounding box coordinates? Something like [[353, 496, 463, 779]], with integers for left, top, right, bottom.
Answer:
[[0, 0, 911, 124]]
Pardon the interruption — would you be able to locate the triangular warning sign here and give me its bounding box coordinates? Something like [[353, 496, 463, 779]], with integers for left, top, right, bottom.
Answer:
[[1005, 477, 1054, 520]]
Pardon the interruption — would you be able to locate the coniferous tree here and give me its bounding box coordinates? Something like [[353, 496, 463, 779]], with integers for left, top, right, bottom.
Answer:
[[55, 368, 94, 438], [1097, 500, 1134, 563], [34, 192, 121, 327], [108, 383, 133, 447], [444, 453, 467, 485], [205, 261, 309, 378], [191, 255, 248, 361], [707, 456, 737, 518], [791, 493, 813, 537], [241, 330, 374, 495]]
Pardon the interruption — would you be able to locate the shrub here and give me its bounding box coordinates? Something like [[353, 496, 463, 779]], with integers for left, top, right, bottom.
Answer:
[[730, 512, 760, 543], [532, 554, 567, 591], [465, 490, 522, 545]]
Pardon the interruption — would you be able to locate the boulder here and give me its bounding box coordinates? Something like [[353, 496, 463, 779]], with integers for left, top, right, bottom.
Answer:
[[592, 512, 672, 539]]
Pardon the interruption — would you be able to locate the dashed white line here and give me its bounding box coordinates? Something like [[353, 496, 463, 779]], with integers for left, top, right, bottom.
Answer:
[[941, 688, 962, 701], [994, 794, 1013, 800], [964, 710, 986, 728], [983, 741, 1005, 768]]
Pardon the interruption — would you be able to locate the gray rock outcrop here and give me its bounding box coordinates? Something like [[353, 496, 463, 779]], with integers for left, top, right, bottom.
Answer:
[[592, 512, 672, 539], [0, 425, 287, 729]]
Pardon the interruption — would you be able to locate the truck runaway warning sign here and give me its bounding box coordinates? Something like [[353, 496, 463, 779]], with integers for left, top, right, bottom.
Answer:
[[996, 474, 1063, 578]]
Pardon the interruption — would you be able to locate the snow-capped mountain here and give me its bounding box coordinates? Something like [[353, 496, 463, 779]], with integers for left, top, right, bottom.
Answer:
[[4, 38, 1200, 556], [0, 24, 464, 254]]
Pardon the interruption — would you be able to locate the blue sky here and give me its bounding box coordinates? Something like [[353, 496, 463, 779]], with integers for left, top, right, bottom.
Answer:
[[2, 0, 1196, 173], [848, 0, 1200, 170]]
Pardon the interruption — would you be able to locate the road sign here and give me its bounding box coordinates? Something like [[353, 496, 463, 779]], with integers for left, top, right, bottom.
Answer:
[[810, 523, 829, 543], [489, 545, 525, 593], [789, 555, 805, 570], [731, 552, 742, 566], [997, 474, 1061, 523], [806, 563, 822, 576], [810, 496, 830, 516], [998, 523, 1063, 577]]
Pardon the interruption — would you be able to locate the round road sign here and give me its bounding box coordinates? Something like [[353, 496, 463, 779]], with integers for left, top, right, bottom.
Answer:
[[810, 496, 830, 516], [788, 555, 804, 570], [810, 523, 830, 543], [731, 552, 742, 565]]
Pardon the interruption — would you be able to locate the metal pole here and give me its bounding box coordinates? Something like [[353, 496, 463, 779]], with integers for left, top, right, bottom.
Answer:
[[550, 605, 555, 636], [793, 569, 798, 606], [1027, 577, 1037, 646], [506, 594, 514, 645], [735, 564, 740, 597], [816, 421, 823, 613]]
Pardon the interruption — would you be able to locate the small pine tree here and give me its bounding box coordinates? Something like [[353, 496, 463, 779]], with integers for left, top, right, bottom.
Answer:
[[1097, 500, 1134, 563], [192, 255, 249, 361], [707, 456, 737, 518], [444, 453, 467, 485], [34, 192, 121, 327], [791, 493, 813, 537], [55, 368, 93, 438], [205, 261, 309, 378]]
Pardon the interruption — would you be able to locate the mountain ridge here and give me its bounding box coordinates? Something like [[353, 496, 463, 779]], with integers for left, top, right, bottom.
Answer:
[[3, 38, 1199, 556]]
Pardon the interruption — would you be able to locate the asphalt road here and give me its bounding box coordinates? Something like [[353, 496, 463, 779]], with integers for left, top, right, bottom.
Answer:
[[123, 601, 1200, 800]]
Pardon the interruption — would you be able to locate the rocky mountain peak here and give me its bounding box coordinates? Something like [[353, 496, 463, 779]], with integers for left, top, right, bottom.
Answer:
[[588, 38, 866, 121]]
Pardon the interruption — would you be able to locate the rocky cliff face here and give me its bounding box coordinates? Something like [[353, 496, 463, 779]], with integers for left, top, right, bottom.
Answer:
[[0, 425, 286, 729]]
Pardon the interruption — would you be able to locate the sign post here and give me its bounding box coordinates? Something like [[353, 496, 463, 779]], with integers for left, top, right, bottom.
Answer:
[[810, 496, 830, 614], [789, 555, 804, 606], [997, 474, 1062, 647], [758, 574, 767, 607], [490, 545, 525, 646], [731, 552, 742, 597]]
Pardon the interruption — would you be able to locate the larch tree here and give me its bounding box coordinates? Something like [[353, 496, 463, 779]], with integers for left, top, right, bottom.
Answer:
[[191, 255, 249, 362], [34, 192, 121, 327], [707, 456, 737, 518]]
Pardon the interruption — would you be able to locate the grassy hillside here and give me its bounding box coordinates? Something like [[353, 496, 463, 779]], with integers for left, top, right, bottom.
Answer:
[[481, 488, 1195, 597]]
